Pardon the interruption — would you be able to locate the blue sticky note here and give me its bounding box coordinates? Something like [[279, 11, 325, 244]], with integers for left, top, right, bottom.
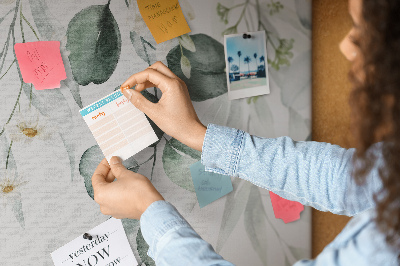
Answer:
[[190, 161, 233, 208]]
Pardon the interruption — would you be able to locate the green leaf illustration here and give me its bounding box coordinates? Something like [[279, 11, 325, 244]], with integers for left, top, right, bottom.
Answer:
[[66, 2, 121, 86], [162, 138, 200, 192], [244, 185, 269, 265], [21, 83, 76, 181], [180, 54, 191, 79], [29, 0, 65, 40], [295, 0, 312, 30], [11, 192, 25, 228], [121, 218, 139, 248], [130, 31, 156, 66], [216, 178, 252, 252], [178, 34, 196, 52], [289, 107, 310, 141], [29, 0, 83, 108], [136, 228, 155, 266], [79, 145, 139, 199], [270, 51, 311, 110], [167, 34, 227, 102]]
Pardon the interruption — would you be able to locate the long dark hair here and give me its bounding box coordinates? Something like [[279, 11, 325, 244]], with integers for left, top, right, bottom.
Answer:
[[350, 0, 400, 253]]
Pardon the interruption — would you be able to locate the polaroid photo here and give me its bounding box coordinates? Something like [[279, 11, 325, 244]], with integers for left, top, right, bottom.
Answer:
[[224, 31, 270, 100]]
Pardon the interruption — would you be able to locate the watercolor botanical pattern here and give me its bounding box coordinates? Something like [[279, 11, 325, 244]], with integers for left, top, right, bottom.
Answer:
[[0, 0, 311, 265]]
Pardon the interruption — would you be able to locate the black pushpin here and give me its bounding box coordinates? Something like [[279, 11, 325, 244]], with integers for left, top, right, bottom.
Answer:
[[83, 233, 93, 240], [242, 33, 252, 39]]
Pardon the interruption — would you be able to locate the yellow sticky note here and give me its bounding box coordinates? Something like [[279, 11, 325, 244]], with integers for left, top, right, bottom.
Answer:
[[137, 0, 191, 44]]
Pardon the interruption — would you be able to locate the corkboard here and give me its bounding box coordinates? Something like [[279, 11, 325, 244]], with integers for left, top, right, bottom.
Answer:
[[312, 0, 354, 257]]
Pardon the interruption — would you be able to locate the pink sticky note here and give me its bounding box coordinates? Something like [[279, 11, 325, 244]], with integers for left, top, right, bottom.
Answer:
[[269, 191, 304, 223], [14, 41, 66, 90]]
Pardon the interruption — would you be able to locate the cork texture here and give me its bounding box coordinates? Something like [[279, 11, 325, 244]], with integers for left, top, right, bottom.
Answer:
[[312, 0, 353, 257]]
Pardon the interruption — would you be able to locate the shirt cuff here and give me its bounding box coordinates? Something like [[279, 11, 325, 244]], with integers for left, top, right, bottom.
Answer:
[[140, 200, 191, 259], [201, 124, 245, 176]]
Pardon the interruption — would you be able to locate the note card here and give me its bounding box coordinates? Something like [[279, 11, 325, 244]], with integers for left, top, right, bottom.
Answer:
[[80, 90, 158, 162], [14, 41, 66, 90], [51, 218, 138, 266], [137, 0, 191, 43], [269, 192, 304, 224], [190, 161, 233, 208]]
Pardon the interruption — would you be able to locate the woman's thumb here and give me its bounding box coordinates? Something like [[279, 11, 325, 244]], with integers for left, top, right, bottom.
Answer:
[[109, 156, 128, 178]]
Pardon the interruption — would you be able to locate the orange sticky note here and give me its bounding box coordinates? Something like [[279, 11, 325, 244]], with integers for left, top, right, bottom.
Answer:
[[137, 0, 191, 44], [14, 41, 66, 90]]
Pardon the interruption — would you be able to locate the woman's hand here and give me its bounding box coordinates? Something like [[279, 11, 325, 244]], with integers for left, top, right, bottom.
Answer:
[[120, 61, 206, 151], [91, 157, 164, 220]]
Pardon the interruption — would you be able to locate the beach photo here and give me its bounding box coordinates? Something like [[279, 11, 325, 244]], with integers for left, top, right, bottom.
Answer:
[[224, 31, 270, 100]]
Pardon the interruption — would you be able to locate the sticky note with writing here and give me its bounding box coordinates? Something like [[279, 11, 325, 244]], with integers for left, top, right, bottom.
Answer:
[[80, 90, 158, 162], [14, 41, 66, 90], [51, 218, 138, 266], [137, 0, 191, 44], [190, 161, 233, 208], [269, 191, 304, 223]]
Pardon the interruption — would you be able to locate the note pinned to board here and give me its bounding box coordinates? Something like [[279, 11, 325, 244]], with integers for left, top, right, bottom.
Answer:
[[51, 218, 138, 266], [269, 191, 304, 223], [190, 161, 233, 208], [14, 41, 66, 90], [79, 90, 158, 162], [137, 0, 191, 44]]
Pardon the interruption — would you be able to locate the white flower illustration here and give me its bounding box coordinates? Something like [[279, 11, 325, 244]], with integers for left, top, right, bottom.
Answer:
[[5, 107, 53, 143]]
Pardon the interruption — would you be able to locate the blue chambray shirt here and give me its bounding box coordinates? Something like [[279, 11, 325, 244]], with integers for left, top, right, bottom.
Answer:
[[140, 124, 399, 265]]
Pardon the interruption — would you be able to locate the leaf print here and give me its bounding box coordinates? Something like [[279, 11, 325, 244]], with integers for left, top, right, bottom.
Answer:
[[178, 34, 196, 52], [79, 145, 139, 199], [244, 185, 269, 265], [130, 31, 156, 66], [271, 51, 311, 110], [216, 178, 252, 252], [296, 0, 312, 30], [136, 228, 155, 266], [66, 2, 121, 86], [20, 83, 76, 181], [167, 34, 227, 102], [28, 0, 65, 41], [121, 218, 139, 248], [289, 107, 310, 141], [10, 191, 24, 228], [180, 54, 191, 79], [162, 138, 200, 192]]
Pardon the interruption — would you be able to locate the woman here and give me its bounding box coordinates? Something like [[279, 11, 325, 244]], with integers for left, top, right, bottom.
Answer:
[[91, 0, 400, 264]]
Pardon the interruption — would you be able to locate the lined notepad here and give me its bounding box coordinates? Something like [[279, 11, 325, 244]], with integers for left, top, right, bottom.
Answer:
[[80, 90, 158, 162]]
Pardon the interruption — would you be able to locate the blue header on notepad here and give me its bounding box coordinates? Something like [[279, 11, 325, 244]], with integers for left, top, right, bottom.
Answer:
[[80, 91, 123, 116]]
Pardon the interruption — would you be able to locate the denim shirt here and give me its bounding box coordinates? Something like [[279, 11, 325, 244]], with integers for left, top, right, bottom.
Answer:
[[140, 124, 399, 265]]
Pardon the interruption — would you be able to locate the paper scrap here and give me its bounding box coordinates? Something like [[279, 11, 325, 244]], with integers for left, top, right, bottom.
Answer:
[[80, 90, 158, 162], [14, 41, 66, 90], [269, 191, 304, 223], [137, 0, 191, 44], [51, 218, 138, 266], [190, 161, 233, 208]]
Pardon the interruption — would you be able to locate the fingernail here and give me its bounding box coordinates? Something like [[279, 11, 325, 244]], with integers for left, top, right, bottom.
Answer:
[[110, 156, 122, 165]]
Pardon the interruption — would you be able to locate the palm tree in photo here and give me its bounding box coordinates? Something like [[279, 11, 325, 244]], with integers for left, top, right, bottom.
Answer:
[[227, 56, 233, 73], [244, 56, 251, 77], [253, 53, 258, 73], [237, 51, 242, 76], [260, 55, 266, 74]]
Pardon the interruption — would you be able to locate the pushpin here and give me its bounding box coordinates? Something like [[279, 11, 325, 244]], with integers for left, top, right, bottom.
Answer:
[[242, 33, 252, 39], [83, 233, 93, 240]]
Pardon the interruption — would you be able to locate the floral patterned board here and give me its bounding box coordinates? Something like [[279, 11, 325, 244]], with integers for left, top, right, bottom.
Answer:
[[0, 0, 311, 265]]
